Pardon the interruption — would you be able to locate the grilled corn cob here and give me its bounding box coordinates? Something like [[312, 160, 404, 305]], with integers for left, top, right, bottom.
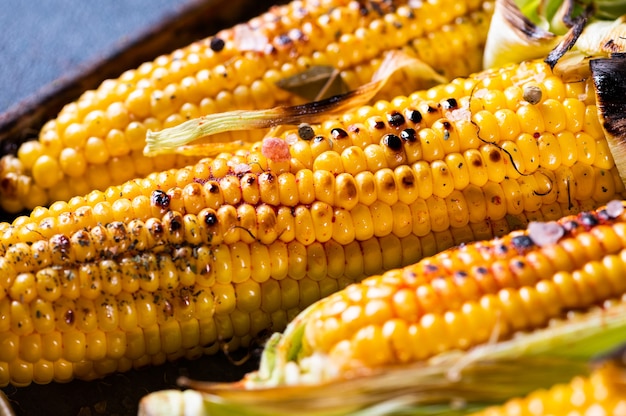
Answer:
[[0, 52, 624, 387], [473, 362, 626, 416], [0, 0, 494, 213], [235, 199, 626, 385]]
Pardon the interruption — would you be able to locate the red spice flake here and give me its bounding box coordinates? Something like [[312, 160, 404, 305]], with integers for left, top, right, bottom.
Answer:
[[262, 137, 291, 162]]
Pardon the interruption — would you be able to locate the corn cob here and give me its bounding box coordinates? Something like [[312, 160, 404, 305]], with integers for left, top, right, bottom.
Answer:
[[473, 362, 626, 416], [238, 199, 626, 385], [0, 53, 624, 387], [0, 0, 494, 214]]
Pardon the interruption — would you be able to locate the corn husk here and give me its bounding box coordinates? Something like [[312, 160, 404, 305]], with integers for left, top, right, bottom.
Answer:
[[138, 298, 626, 416], [483, 0, 626, 68]]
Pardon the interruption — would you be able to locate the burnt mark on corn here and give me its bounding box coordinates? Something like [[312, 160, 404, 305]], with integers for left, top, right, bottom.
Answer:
[[383, 134, 403, 151], [401, 128, 416, 142], [51, 234, 71, 260], [64, 309, 75, 326], [162, 298, 174, 317], [148, 220, 164, 240], [73, 230, 91, 247], [275, 34, 293, 48], [387, 111, 405, 127], [442, 98, 458, 110], [209, 37, 225, 52], [489, 148, 502, 163], [166, 211, 183, 232], [245, 174, 256, 185], [370, 118, 386, 130], [399, 170, 415, 188], [470, 152, 483, 167], [591, 55, 626, 169], [151, 190, 170, 209], [511, 235, 535, 250], [331, 128, 348, 139], [207, 182, 220, 194], [298, 123, 315, 140], [339, 178, 358, 200], [545, 14, 587, 69], [454, 270, 468, 279], [562, 220, 579, 234], [406, 109, 422, 123], [380, 172, 397, 192], [579, 211, 599, 229], [263, 172, 275, 183], [106, 222, 127, 244], [203, 211, 218, 226]]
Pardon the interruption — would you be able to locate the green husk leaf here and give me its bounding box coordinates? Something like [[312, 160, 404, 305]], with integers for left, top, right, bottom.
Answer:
[[483, 0, 558, 69], [484, 0, 626, 69], [143, 51, 443, 157], [138, 300, 626, 416]]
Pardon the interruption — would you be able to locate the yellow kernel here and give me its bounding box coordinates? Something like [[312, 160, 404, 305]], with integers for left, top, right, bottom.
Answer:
[[105, 129, 131, 157], [59, 147, 87, 177], [84, 137, 110, 164], [32, 155, 62, 188]]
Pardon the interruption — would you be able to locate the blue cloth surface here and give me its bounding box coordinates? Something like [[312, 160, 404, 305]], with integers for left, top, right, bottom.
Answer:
[[0, 0, 195, 113]]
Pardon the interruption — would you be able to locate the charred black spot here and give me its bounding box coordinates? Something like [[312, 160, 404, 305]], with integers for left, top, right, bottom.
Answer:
[[400, 172, 415, 187], [162, 299, 174, 316], [290, 29, 306, 42], [442, 98, 458, 110], [51, 234, 71, 253], [475, 266, 488, 275], [426, 105, 437, 113], [207, 183, 219, 193], [298, 123, 315, 140], [313, 135, 326, 143], [330, 128, 348, 139], [341, 179, 357, 200], [563, 220, 579, 233], [406, 109, 422, 123], [591, 55, 626, 143], [579, 211, 599, 228], [371, 119, 385, 130], [511, 235, 534, 249], [442, 121, 452, 130], [471, 156, 483, 167], [495, 244, 508, 255], [275, 34, 293, 47], [65, 309, 75, 325], [400, 128, 416, 142], [383, 134, 403, 151], [150, 221, 164, 238], [74, 230, 91, 247], [167, 213, 183, 232], [151, 190, 170, 208], [264, 172, 275, 183], [246, 175, 256, 185], [454, 270, 467, 279], [387, 111, 405, 127], [597, 209, 611, 222], [210, 37, 225, 52], [489, 149, 501, 163], [204, 212, 218, 226]]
